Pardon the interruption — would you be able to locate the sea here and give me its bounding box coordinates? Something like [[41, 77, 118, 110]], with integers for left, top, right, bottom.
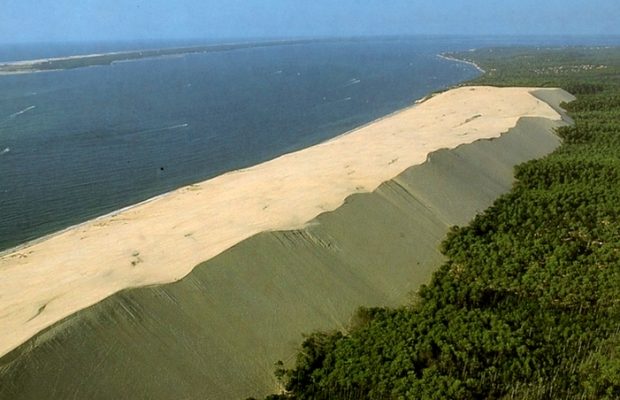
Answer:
[[1, 35, 619, 251]]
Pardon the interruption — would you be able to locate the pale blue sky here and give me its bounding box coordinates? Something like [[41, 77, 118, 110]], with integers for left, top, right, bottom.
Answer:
[[2, 0, 619, 43]]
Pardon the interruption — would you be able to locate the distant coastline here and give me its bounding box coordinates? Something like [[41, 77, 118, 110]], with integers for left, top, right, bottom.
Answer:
[[437, 52, 486, 73], [0, 39, 324, 75], [0, 41, 489, 76]]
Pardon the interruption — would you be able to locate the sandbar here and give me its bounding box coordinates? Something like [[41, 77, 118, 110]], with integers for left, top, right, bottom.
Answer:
[[0, 39, 328, 75]]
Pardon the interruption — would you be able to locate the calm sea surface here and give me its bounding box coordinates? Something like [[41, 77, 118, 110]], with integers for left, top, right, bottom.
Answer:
[[1, 36, 617, 250]]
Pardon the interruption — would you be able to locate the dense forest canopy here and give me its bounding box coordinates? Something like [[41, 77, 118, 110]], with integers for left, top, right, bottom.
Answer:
[[253, 47, 620, 399]]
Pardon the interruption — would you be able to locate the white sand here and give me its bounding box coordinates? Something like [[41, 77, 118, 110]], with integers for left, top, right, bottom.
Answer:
[[0, 86, 565, 357]]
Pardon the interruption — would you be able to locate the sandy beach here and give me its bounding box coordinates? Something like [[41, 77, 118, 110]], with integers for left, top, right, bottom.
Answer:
[[0, 86, 566, 358]]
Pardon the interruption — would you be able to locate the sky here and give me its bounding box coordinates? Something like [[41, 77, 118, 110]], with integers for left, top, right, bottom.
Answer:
[[1, 0, 619, 43]]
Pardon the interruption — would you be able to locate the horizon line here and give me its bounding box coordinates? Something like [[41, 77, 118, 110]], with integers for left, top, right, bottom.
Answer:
[[2, 33, 620, 46]]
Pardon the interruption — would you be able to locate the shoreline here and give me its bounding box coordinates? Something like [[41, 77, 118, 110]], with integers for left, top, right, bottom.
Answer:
[[438, 53, 486, 73], [0, 41, 484, 76], [0, 38, 343, 75], [0, 86, 567, 358], [0, 49, 482, 254], [0, 78, 455, 258], [0, 91, 428, 259]]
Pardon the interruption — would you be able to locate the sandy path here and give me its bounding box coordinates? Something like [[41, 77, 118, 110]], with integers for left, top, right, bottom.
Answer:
[[0, 86, 564, 357]]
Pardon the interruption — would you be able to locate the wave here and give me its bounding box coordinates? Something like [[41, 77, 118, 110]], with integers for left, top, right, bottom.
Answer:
[[168, 123, 189, 130], [344, 78, 361, 87], [135, 123, 189, 135], [0, 148, 9, 155], [9, 106, 36, 119]]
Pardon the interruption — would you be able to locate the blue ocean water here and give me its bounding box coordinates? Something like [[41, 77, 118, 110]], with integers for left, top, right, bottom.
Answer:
[[0, 36, 617, 251]]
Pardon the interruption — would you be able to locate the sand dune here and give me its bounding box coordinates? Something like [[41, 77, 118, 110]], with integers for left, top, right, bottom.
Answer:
[[0, 86, 569, 358]]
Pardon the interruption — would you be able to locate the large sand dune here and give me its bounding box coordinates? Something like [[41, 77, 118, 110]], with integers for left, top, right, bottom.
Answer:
[[0, 87, 573, 397], [0, 86, 570, 357]]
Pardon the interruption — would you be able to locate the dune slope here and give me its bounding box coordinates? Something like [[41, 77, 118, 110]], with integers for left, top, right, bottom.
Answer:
[[0, 86, 574, 399]]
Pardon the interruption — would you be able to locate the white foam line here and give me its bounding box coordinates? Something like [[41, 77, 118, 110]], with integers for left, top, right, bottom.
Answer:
[[343, 78, 361, 87], [9, 106, 36, 119], [169, 123, 190, 130], [437, 53, 486, 74], [136, 123, 189, 135]]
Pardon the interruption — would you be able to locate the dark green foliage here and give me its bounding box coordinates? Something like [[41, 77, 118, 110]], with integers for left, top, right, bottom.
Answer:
[[259, 47, 620, 399]]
